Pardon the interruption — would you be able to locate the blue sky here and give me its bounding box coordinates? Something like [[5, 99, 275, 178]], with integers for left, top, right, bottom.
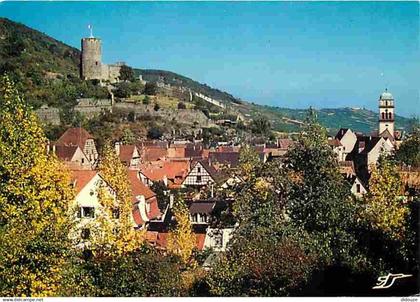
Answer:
[[1, 1, 419, 117]]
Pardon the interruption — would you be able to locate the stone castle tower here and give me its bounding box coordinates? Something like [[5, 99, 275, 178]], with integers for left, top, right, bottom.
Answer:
[[378, 89, 395, 136], [80, 37, 103, 80]]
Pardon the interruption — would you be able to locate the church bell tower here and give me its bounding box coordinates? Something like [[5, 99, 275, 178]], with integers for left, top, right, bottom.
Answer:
[[378, 89, 395, 136]]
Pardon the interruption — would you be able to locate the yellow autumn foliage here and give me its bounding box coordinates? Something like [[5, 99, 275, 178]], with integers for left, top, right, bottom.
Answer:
[[0, 76, 76, 296], [96, 143, 145, 255], [167, 198, 196, 264], [363, 160, 408, 239]]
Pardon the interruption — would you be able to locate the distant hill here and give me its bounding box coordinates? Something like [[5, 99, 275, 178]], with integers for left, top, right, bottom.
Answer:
[[0, 17, 413, 133], [134, 68, 412, 133], [0, 17, 80, 80], [242, 105, 413, 134]]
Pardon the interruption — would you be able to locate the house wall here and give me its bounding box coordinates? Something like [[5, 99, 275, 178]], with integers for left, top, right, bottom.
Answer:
[[203, 228, 234, 251], [70, 174, 117, 247], [183, 162, 214, 186], [83, 139, 98, 164], [367, 138, 394, 167], [339, 129, 357, 154], [71, 147, 91, 168], [351, 178, 367, 198]]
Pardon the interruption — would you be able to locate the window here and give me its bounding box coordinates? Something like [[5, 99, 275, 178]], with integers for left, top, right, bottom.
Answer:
[[196, 175, 202, 183], [81, 158, 85, 164], [81, 207, 95, 218], [381, 112, 385, 120], [81, 228, 90, 240], [356, 184, 361, 193], [213, 233, 223, 248], [388, 112, 392, 119], [197, 167, 201, 173], [200, 214, 207, 223], [112, 208, 120, 219]]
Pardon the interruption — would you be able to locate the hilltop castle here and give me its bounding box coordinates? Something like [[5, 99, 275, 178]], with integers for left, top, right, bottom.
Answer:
[[80, 34, 122, 83]]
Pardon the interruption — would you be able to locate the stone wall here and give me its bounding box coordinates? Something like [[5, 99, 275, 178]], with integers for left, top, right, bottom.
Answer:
[[74, 98, 112, 119], [35, 105, 60, 125], [81, 38, 102, 80], [114, 103, 214, 127]]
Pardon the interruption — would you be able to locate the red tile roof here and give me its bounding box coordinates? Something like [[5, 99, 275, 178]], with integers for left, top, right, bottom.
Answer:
[[55, 145, 78, 161], [140, 161, 190, 183], [118, 145, 137, 163], [56, 127, 94, 149], [128, 170, 161, 226], [141, 147, 168, 162], [127, 170, 156, 202], [70, 170, 97, 195], [146, 231, 207, 250]]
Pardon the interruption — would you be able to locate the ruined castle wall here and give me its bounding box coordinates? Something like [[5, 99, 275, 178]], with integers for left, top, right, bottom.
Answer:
[[113, 103, 214, 127], [35, 106, 60, 125]]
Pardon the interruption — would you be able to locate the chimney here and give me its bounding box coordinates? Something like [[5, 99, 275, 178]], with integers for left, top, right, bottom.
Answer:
[[115, 141, 121, 155], [52, 144, 56, 154], [169, 194, 174, 209], [46, 140, 50, 154]]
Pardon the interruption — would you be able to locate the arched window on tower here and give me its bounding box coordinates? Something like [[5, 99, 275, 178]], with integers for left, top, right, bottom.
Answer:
[[382, 112, 385, 120], [388, 112, 392, 120]]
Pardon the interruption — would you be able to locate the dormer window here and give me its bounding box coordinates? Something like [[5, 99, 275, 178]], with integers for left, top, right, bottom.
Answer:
[[81, 206, 95, 218]]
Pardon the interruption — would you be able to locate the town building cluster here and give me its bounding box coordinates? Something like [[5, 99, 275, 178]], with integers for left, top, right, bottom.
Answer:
[[48, 51, 417, 252]]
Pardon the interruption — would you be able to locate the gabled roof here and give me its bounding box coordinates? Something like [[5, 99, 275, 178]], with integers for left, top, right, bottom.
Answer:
[[335, 128, 350, 141], [379, 128, 395, 143], [359, 136, 383, 154], [70, 170, 98, 195], [55, 145, 79, 161], [140, 146, 168, 162], [194, 160, 225, 183], [189, 200, 216, 215], [128, 170, 161, 226], [56, 127, 94, 149], [118, 145, 138, 164], [209, 151, 240, 168], [140, 160, 190, 182], [127, 170, 156, 203]]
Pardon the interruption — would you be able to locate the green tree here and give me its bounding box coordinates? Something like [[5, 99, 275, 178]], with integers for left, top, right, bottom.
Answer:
[[147, 126, 163, 140], [144, 82, 157, 96], [142, 95, 151, 105], [121, 128, 136, 145], [285, 119, 360, 267], [250, 115, 271, 137], [119, 64, 134, 82], [0, 76, 76, 296], [113, 82, 131, 98], [394, 127, 420, 167]]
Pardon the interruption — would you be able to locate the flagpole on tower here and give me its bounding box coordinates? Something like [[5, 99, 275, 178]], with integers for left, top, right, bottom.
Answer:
[[88, 24, 93, 38]]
